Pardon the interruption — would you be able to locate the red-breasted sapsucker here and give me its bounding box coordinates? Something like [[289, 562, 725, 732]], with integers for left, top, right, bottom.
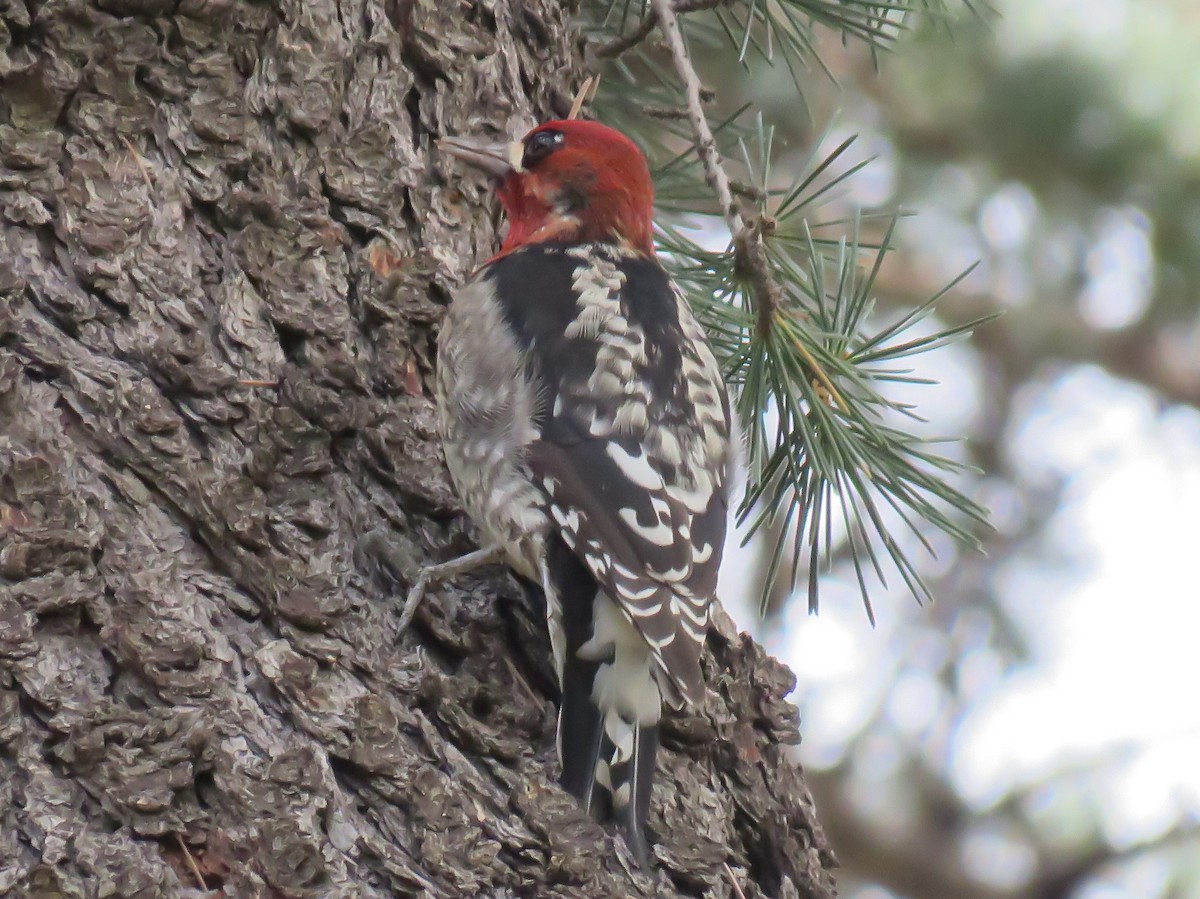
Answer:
[[437, 119, 731, 864]]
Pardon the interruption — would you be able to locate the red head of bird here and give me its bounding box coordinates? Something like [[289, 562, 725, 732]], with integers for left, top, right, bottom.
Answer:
[[439, 120, 655, 257]]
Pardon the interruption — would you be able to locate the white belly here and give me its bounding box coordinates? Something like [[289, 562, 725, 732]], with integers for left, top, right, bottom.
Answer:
[[436, 278, 550, 579]]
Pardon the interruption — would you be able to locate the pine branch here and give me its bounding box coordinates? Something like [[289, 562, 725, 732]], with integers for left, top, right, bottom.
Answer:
[[651, 0, 781, 338], [592, 1, 987, 99], [596, 0, 733, 59], [585, 0, 991, 617]]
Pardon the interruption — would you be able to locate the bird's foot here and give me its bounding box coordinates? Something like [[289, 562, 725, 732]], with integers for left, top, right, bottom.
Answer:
[[395, 546, 503, 636]]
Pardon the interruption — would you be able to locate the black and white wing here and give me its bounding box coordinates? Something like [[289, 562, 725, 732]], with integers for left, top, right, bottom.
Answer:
[[486, 243, 731, 706]]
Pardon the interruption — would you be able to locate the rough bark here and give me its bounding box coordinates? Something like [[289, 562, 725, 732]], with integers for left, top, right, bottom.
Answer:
[[0, 1, 836, 896]]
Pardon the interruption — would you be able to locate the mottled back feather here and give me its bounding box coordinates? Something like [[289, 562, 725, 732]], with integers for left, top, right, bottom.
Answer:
[[485, 243, 731, 705]]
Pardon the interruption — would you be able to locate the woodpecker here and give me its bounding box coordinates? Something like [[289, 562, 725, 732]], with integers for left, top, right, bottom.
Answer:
[[436, 119, 731, 864]]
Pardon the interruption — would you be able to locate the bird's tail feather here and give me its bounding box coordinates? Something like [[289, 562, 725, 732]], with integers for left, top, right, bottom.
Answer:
[[606, 715, 658, 865], [547, 538, 660, 865], [558, 664, 658, 866], [558, 650, 605, 812]]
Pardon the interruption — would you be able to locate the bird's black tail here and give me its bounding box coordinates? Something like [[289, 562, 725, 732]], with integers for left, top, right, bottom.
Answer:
[[546, 538, 660, 866]]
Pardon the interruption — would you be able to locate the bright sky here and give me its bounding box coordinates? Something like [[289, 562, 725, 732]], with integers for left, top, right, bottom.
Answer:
[[970, 369, 1200, 839], [741, 369, 1200, 898], [716, 354, 1200, 898]]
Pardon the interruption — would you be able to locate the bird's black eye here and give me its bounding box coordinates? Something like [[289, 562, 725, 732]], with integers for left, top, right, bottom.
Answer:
[[522, 129, 565, 169]]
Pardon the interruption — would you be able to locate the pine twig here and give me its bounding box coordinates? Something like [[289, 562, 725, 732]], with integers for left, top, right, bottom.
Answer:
[[175, 834, 207, 890], [723, 862, 749, 899], [651, 0, 782, 336], [567, 75, 599, 120], [596, 0, 732, 59], [118, 134, 155, 193]]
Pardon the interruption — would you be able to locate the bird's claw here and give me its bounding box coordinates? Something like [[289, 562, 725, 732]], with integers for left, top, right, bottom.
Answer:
[[394, 546, 504, 638]]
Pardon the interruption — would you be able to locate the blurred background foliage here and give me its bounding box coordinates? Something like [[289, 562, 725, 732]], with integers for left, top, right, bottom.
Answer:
[[591, 0, 1200, 896]]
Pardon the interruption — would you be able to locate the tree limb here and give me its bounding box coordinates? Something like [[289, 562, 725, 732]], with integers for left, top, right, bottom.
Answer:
[[651, 0, 783, 336]]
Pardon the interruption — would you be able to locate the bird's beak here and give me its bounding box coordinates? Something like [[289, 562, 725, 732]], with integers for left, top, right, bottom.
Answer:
[[438, 136, 521, 178]]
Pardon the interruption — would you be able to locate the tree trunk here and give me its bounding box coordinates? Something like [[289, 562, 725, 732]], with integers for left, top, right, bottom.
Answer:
[[0, 1, 836, 896]]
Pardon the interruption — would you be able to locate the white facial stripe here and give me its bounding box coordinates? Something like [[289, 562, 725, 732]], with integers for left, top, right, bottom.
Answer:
[[508, 141, 525, 172]]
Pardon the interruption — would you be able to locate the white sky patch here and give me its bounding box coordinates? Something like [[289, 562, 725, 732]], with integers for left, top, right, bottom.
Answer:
[[849, 132, 897, 208], [1076, 860, 1173, 899], [1079, 206, 1155, 329], [961, 823, 1039, 889], [950, 369, 1200, 822], [766, 583, 899, 768], [907, 208, 988, 293], [753, 360, 1200, 894], [853, 887, 900, 899], [977, 182, 1041, 306], [979, 182, 1039, 254], [997, 0, 1129, 60]]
